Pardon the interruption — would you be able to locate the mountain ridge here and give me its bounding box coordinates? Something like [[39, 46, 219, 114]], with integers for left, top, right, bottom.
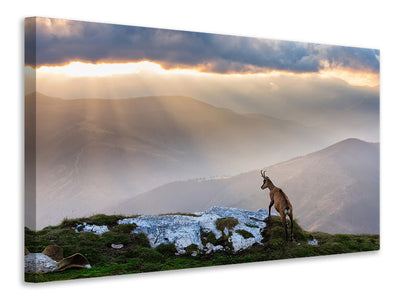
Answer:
[[113, 138, 379, 234], [30, 92, 330, 229]]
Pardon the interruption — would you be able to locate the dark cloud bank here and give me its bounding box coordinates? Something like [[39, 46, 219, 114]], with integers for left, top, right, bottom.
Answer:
[[25, 17, 379, 74]]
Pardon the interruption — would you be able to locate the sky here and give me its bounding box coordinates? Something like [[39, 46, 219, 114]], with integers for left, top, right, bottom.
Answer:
[[25, 16, 380, 138], [25, 17, 379, 75]]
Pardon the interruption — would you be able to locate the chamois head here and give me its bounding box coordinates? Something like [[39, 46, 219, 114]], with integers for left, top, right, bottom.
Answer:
[[260, 170, 273, 190]]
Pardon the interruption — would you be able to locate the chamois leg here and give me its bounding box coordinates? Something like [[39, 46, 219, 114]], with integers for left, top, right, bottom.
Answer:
[[268, 201, 274, 223], [281, 214, 288, 241], [289, 213, 294, 241]]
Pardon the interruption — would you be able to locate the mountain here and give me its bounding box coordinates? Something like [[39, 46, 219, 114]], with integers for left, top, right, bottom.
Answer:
[[114, 138, 379, 234], [29, 92, 326, 229]]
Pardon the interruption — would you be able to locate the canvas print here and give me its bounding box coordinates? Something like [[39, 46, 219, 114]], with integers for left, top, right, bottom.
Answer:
[[24, 17, 380, 282]]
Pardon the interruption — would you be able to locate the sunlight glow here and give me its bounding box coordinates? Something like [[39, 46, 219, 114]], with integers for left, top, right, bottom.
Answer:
[[37, 61, 202, 77], [33, 60, 379, 88], [319, 68, 379, 87]]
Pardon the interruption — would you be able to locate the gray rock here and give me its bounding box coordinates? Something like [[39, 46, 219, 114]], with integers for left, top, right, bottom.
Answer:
[[308, 239, 319, 246], [118, 206, 270, 253], [111, 244, 124, 249], [205, 242, 224, 254], [25, 253, 59, 273], [212, 245, 224, 252], [223, 227, 229, 236], [74, 223, 109, 235]]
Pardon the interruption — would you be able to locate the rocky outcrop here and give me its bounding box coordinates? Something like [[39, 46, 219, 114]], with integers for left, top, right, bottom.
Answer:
[[118, 206, 273, 253], [25, 246, 91, 273], [25, 207, 278, 274]]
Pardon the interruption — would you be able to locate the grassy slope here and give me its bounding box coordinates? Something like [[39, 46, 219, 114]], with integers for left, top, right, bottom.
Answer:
[[25, 214, 379, 283]]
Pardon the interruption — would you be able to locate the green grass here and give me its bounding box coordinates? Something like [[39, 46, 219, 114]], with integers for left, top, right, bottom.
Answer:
[[236, 229, 255, 239], [201, 230, 217, 245], [25, 215, 379, 283], [156, 243, 177, 256], [216, 218, 239, 232], [60, 214, 124, 228]]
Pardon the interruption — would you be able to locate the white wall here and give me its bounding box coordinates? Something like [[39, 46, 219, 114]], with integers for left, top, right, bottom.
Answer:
[[2, 1, 399, 299]]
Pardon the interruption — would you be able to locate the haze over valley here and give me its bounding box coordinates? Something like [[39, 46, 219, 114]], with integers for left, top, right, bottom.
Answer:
[[112, 138, 379, 234], [31, 92, 325, 229], [29, 93, 379, 233]]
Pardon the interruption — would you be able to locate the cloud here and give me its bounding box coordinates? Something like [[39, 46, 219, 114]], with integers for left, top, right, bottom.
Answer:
[[321, 45, 380, 73], [25, 17, 380, 75]]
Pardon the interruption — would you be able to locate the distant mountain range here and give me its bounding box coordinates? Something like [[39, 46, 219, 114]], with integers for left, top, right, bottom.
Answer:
[[113, 138, 379, 234], [29, 92, 329, 229], [29, 93, 379, 232]]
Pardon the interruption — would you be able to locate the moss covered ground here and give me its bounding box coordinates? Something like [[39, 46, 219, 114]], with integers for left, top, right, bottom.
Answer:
[[25, 215, 379, 283]]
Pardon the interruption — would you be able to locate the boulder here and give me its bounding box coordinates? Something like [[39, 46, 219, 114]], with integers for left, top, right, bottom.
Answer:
[[25, 253, 58, 273]]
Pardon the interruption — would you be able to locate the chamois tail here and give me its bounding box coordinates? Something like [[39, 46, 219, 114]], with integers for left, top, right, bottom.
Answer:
[[279, 188, 291, 214]]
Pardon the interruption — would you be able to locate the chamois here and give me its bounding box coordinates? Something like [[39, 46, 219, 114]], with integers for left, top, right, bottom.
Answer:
[[260, 170, 294, 241]]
